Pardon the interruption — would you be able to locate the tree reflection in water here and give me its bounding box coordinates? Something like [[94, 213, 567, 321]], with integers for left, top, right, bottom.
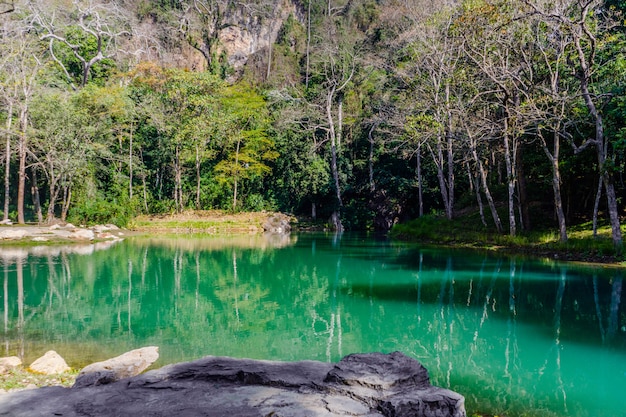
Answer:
[[0, 235, 623, 417]]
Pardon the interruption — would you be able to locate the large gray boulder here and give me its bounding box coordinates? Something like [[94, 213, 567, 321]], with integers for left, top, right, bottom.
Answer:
[[0, 351, 466, 417]]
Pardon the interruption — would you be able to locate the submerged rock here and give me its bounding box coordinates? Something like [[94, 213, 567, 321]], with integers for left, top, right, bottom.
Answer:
[[0, 351, 466, 417]]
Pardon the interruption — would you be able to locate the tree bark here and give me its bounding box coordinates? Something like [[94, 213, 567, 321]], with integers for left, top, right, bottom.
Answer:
[[196, 144, 201, 210], [502, 115, 516, 237], [470, 142, 502, 233], [326, 87, 343, 231], [129, 122, 133, 200], [416, 145, 423, 217], [17, 110, 27, 224], [3, 102, 12, 222], [30, 167, 42, 224]]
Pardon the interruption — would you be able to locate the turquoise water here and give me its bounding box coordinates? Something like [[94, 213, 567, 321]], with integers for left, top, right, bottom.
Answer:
[[0, 234, 624, 416]]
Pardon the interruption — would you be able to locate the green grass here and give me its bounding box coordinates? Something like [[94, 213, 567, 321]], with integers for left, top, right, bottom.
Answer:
[[390, 213, 626, 263], [0, 368, 78, 391]]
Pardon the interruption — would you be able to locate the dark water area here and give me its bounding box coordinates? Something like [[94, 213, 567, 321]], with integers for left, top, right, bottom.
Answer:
[[0, 233, 624, 416]]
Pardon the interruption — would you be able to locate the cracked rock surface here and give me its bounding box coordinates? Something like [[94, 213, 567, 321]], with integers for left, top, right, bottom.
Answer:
[[0, 351, 466, 417]]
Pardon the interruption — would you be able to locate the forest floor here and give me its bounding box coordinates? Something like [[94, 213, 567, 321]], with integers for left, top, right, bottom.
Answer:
[[391, 214, 626, 266]]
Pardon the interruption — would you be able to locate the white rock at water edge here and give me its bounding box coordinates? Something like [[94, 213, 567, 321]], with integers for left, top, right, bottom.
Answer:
[[0, 229, 28, 239], [73, 346, 159, 388], [0, 356, 22, 374], [29, 351, 70, 375]]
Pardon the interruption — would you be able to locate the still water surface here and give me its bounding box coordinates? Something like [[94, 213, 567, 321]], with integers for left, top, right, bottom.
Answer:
[[0, 233, 625, 416]]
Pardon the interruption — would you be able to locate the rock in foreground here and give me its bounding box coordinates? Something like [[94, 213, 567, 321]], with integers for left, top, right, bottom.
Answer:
[[0, 351, 465, 417]]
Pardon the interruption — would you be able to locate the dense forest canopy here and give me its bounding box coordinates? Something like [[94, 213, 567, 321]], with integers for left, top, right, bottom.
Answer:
[[0, 0, 624, 245]]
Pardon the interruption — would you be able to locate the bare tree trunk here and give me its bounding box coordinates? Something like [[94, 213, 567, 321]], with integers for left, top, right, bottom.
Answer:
[[416, 145, 423, 217], [516, 142, 530, 231], [445, 81, 454, 220], [326, 87, 343, 231], [472, 145, 502, 233], [305, 0, 311, 89], [469, 164, 487, 227], [195, 144, 201, 210], [502, 118, 516, 237], [233, 138, 241, 212], [368, 124, 375, 192], [30, 167, 42, 224], [61, 181, 71, 221], [46, 162, 61, 224], [3, 103, 12, 222], [140, 149, 148, 212], [592, 175, 602, 238], [430, 136, 450, 218], [129, 122, 133, 200], [552, 159, 567, 242], [266, 20, 274, 81], [16, 127, 26, 224], [174, 144, 182, 213]]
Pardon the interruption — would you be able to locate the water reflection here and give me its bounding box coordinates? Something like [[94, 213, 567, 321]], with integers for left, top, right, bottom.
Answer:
[[0, 234, 623, 417]]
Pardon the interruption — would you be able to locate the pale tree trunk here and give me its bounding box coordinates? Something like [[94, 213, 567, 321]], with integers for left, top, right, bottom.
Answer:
[[326, 87, 343, 231], [368, 123, 375, 192], [266, 20, 274, 81], [61, 180, 71, 221], [416, 145, 424, 217], [140, 149, 148, 212], [3, 103, 12, 222], [539, 130, 567, 242], [16, 110, 26, 224], [174, 144, 183, 212], [429, 136, 450, 218], [516, 143, 529, 231], [30, 167, 42, 224], [195, 144, 201, 210], [502, 116, 516, 237], [46, 160, 60, 223], [305, 0, 311, 89], [445, 81, 454, 220], [129, 122, 133, 201], [468, 163, 487, 227], [581, 74, 622, 247], [592, 175, 602, 238], [470, 141, 502, 233], [232, 139, 240, 212]]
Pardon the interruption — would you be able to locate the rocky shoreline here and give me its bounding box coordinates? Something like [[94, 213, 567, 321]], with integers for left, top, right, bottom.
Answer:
[[0, 349, 466, 417], [0, 223, 126, 243]]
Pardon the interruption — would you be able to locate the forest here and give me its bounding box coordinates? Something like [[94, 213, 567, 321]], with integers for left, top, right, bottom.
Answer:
[[0, 0, 625, 247]]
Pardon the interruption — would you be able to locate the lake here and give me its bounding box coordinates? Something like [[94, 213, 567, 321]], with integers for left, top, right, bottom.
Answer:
[[0, 233, 624, 416]]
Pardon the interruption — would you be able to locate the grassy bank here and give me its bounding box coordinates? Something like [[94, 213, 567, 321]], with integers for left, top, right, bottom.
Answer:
[[390, 213, 626, 265], [130, 210, 294, 234]]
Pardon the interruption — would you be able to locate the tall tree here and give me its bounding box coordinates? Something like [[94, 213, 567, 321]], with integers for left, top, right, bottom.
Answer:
[[0, 14, 42, 223], [32, 0, 131, 89], [214, 84, 278, 211], [524, 0, 623, 249]]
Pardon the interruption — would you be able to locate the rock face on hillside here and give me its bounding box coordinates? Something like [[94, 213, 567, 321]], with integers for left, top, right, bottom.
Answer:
[[0, 351, 466, 417]]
